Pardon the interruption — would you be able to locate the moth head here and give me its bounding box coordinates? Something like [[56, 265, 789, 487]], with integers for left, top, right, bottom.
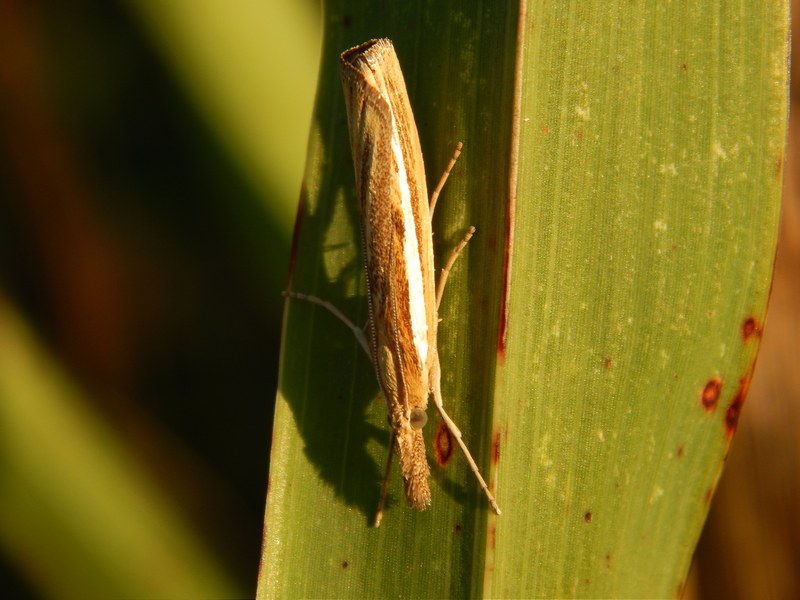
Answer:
[[409, 408, 428, 430]]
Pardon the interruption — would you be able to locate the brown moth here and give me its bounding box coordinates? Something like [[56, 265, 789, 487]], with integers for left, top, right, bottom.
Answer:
[[287, 38, 500, 526]]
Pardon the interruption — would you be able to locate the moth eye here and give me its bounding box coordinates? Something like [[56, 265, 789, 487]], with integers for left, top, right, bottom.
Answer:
[[409, 408, 428, 430]]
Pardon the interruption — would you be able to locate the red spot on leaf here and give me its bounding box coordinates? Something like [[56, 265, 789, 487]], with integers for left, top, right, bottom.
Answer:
[[725, 401, 743, 437], [676, 445, 684, 458], [454, 523, 463, 535], [584, 511, 592, 523], [725, 375, 751, 439], [489, 524, 496, 550], [434, 421, 454, 466], [603, 357, 613, 369], [605, 554, 612, 571], [741, 316, 762, 341], [492, 430, 501, 465], [701, 377, 722, 412], [775, 154, 783, 178], [541, 125, 551, 135], [341, 560, 349, 569]]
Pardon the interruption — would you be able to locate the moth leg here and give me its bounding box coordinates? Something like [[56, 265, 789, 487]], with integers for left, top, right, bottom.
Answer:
[[435, 226, 475, 311], [429, 359, 502, 515], [282, 291, 370, 356], [429, 142, 463, 219], [374, 429, 396, 527], [285, 291, 398, 524]]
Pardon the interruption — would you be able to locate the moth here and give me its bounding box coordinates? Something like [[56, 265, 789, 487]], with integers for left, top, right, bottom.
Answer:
[[287, 38, 500, 526]]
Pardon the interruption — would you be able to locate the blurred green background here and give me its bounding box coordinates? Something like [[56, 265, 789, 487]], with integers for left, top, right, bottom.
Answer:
[[0, 1, 319, 597], [0, 1, 797, 598]]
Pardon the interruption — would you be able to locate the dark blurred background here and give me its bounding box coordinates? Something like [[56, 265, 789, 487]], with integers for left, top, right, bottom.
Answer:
[[0, 1, 795, 598], [0, 1, 319, 597]]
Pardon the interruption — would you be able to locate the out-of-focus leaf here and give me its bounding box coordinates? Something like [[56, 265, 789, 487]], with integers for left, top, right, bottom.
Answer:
[[0, 298, 241, 599]]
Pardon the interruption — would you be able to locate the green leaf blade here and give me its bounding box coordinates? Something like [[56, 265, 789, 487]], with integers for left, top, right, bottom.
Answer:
[[491, 2, 786, 597]]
